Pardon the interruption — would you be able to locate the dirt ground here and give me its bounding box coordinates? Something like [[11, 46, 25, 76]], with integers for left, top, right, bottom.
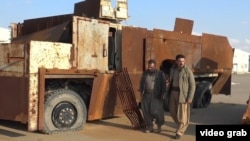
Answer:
[[0, 74, 249, 141]]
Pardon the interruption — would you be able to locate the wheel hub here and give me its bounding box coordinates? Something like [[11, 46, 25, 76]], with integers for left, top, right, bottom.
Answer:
[[52, 102, 77, 128]]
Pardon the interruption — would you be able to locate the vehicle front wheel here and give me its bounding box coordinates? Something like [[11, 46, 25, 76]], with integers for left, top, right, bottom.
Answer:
[[43, 89, 87, 134]]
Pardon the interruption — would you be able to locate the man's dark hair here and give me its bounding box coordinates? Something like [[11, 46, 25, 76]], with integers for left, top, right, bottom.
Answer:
[[148, 59, 156, 65], [175, 54, 185, 60]]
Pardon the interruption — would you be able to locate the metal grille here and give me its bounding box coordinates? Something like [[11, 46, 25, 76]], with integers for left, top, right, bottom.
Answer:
[[114, 68, 146, 129]]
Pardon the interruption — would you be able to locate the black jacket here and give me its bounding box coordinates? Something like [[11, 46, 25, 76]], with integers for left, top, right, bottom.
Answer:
[[139, 69, 166, 99]]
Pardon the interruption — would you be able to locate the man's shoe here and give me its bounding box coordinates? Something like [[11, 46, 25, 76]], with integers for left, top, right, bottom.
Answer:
[[156, 125, 161, 133], [145, 129, 153, 133], [175, 134, 181, 139], [145, 126, 153, 133]]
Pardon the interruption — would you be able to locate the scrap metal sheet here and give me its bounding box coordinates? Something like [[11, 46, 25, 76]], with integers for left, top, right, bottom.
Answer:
[[0, 43, 26, 76], [88, 73, 122, 120], [121, 26, 148, 73], [73, 16, 109, 72], [12, 21, 70, 44], [0, 77, 28, 123], [145, 29, 202, 70], [201, 33, 233, 70], [28, 41, 73, 131]]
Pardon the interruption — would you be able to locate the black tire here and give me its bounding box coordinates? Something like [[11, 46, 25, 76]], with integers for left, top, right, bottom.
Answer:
[[192, 81, 212, 109], [43, 89, 87, 134]]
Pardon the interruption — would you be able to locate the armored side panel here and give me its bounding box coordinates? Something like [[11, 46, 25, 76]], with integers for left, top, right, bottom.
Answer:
[[144, 18, 233, 95], [72, 16, 109, 71], [0, 41, 72, 131], [0, 43, 28, 124]]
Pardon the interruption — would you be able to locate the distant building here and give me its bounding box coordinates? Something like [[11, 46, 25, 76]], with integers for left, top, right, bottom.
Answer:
[[233, 48, 250, 74], [0, 27, 11, 43]]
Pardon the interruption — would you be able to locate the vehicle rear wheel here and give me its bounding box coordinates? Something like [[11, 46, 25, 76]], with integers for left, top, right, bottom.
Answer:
[[43, 89, 87, 134], [192, 81, 212, 108]]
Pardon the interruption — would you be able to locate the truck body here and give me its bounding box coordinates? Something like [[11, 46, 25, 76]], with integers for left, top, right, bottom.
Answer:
[[0, 0, 234, 134]]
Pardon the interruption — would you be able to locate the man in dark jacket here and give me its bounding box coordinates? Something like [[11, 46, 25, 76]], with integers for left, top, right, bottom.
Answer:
[[139, 59, 166, 133]]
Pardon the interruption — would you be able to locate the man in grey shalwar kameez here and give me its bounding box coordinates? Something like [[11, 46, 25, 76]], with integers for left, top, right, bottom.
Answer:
[[139, 59, 166, 133]]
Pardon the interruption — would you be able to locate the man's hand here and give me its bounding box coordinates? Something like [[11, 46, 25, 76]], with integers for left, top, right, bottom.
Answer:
[[187, 98, 192, 104]]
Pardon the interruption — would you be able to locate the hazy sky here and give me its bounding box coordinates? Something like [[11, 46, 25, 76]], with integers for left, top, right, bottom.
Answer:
[[1, 0, 250, 52]]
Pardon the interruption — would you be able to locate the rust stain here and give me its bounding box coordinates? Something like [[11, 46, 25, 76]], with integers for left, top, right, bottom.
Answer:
[[15, 113, 28, 124]]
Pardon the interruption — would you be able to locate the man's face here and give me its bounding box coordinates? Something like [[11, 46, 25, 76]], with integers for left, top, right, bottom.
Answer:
[[147, 63, 156, 72], [176, 58, 185, 68]]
